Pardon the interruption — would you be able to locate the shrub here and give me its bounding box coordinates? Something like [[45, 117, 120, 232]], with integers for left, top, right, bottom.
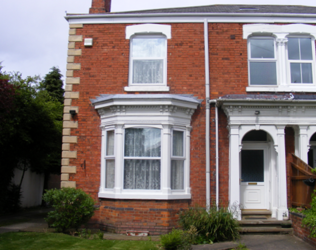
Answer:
[[160, 229, 191, 250], [42, 188, 95, 232], [302, 190, 316, 238], [178, 205, 240, 243]]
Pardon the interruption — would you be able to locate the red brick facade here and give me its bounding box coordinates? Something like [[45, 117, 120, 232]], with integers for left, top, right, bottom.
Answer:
[[63, 2, 316, 234]]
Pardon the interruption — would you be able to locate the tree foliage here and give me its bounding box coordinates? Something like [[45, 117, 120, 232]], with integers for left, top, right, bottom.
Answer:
[[40, 67, 64, 104], [0, 67, 63, 213]]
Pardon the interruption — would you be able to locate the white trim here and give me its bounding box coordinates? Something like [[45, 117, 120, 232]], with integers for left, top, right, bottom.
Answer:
[[243, 24, 316, 39], [246, 86, 316, 92], [124, 86, 170, 92], [126, 24, 171, 39], [66, 14, 316, 25], [98, 192, 191, 200]]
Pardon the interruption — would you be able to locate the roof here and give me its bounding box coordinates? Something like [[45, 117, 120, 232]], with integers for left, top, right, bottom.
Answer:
[[91, 94, 203, 106], [116, 5, 316, 15]]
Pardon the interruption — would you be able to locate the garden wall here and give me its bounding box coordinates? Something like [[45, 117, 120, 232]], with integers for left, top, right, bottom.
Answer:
[[290, 212, 316, 247]]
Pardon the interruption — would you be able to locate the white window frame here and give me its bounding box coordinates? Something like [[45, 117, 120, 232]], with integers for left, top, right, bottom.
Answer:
[[171, 129, 186, 190], [248, 37, 278, 86], [286, 36, 316, 85], [129, 35, 167, 87], [125, 24, 171, 92], [244, 24, 316, 92]]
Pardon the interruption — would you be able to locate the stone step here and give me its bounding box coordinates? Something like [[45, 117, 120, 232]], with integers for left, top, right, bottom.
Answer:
[[241, 210, 271, 220], [239, 227, 293, 234], [239, 220, 292, 228]]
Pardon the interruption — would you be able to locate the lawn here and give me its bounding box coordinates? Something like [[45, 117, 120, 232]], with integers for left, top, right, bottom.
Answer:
[[0, 232, 159, 250]]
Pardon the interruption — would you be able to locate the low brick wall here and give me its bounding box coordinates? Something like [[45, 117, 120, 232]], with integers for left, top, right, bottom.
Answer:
[[290, 212, 316, 247]]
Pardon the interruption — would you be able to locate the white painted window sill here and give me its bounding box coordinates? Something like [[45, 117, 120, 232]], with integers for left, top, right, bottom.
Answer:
[[246, 85, 316, 93], [124, 86, 170, 92], [98, 191, 191, 200]]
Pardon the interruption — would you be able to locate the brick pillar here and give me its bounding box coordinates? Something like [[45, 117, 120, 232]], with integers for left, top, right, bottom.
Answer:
[[90, 0, 111, 14]]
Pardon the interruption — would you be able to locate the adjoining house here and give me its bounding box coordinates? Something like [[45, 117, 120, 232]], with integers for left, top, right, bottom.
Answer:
[[61, 0, 316, 234]]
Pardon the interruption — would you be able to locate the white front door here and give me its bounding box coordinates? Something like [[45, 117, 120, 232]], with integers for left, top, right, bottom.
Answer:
[[240, 145, 269, 209]]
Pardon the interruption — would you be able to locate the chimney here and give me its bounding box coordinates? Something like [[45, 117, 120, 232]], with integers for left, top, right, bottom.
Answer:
[[89, 0, 111, 14]]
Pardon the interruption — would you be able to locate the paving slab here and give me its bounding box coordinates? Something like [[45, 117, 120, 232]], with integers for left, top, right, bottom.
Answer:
[[192, 235, 315, 250]]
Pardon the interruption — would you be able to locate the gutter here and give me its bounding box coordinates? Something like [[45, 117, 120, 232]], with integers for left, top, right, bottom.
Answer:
[[65, 12, 316, 20], [204, 19, 210, 211]]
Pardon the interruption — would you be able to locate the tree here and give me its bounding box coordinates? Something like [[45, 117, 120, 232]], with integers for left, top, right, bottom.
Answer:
[[0, 67, 63, 213], [40, 67, 64, 104]]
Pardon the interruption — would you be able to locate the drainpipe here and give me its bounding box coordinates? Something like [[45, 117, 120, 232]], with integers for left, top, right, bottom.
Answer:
[[204, 19, 210, 210]]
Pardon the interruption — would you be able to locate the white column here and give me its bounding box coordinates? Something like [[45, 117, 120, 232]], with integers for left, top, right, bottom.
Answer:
[[229, 125, 241, 220], [276, 125, 288, 220], [114, 123, 124, 194], [161, 124, 171, 194], [185, 126, 192, 195], [299, 125, 309, 162], [99, 127, 106, 193], [275, 34, 288, 86]]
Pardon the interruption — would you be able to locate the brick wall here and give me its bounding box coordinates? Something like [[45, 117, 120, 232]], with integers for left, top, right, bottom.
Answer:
[[63, 21, 312, 233], [290, 212, 316, 247]]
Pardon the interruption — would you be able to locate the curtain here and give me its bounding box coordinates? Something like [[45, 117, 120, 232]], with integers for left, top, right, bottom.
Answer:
[[133, 60, 163, 84], [106, 160, 115, 188], [124, 128, 161, 189], [171, 160, 184, 190]]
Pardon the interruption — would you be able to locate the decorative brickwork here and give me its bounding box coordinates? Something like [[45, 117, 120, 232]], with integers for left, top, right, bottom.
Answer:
[[60, 24, 83, 188]]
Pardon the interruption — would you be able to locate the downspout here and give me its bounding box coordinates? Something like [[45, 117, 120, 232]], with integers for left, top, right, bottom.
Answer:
[[204, 19, 210, 210]]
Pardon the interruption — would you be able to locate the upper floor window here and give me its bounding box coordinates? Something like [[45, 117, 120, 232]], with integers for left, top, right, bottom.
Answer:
[[249, 38, 277, 85], [125, 24, 171, 92], [288, 37, 313, 84], [130, 36, 166, 85], [244, 24, 316, 92]]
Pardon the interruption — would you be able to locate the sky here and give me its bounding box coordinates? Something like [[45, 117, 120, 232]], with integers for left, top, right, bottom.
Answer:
[[1, 0, 316, 81]]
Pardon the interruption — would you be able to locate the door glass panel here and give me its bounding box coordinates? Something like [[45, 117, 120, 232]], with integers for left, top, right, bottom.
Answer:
[[241, 150, 264, 182]]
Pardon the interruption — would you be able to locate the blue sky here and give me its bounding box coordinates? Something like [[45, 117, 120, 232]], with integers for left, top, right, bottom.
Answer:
[[1, 0, 316, 80]]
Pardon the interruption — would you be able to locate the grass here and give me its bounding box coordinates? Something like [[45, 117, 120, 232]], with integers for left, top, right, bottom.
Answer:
[[0, 232, 159, 250]]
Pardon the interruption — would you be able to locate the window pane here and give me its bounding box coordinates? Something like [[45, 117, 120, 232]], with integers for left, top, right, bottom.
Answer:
[[291, 63, 301, 83], [250, 39, 274, 58], [133, 60, 163, 83], [173, 131, 184, 156], [125, 128, 161, 157], [288, 38, 300, 60], [171, 160, 184, 190], [132, 38, 165, 58], [300, 38, 313, 60], [302, 63, 313, 83], [241, 150, 264, 182], [106, 160, 115, 188], [250, 62, 277, 85], [106, 130, 114, 156], [124, 159, 160, 189]]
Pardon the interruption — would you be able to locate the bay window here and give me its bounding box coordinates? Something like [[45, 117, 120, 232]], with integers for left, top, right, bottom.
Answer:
[[91, 94, 201, 200]]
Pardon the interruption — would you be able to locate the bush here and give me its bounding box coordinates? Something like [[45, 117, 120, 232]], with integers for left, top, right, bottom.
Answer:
[[42, 188, 95, 232], [0, 183, 21, 214], [302, 190, 316, 238], [160, 229, 191, 250], [178, 205, 240, 243]]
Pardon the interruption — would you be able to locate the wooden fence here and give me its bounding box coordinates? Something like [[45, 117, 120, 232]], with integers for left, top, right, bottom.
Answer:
[[290, 154, 316, 208]]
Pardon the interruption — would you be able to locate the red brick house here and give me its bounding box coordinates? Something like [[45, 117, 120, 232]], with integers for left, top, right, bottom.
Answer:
[[61, 1, 316, 234]]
